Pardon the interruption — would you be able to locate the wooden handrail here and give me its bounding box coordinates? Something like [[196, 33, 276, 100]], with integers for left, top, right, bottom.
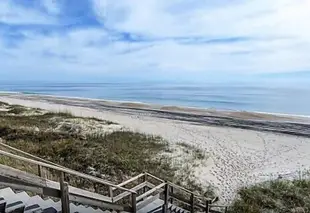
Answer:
[[0, 150, 135, 193], [113, 182, 148, 202], [0, 141, 67, 168], [169, 192, 191, 206], [210, 204, 230, 208], [0, 164, 131, 211], [136, 182, 166, 202], [0, 141, 116, 186], [112, 173, 145, 191], [168, 181, 213, 202], [145, 172, 165, 183]]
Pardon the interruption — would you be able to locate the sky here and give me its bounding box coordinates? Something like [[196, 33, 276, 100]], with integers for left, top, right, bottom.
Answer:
[[0, 0, 310, 82]]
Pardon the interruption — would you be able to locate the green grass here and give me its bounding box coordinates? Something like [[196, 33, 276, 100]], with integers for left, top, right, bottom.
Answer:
[[46, 111, 117, 125], [46, 111, 74, 118], [90, 117, 116, 125], [177, 142, 208, 160], [0, 155, 38, 175], [0, 104, 212, 198], [173, 142, 212, 198], [0, 101, 9, 106], [7, 105, 27, 114], [0, 114, 172, 182], [229, 180, 310, 213], [2, 129, 173, 182]]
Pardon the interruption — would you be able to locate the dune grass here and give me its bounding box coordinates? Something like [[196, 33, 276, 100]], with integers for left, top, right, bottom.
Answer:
[[0, 102, 212, 199], [177, 142, 208, 161], [0, 111, 173, 183], [1, 128, 173, 182], [228, 179, 310, 213], [0, 101, 9, 106], [7, 105, 28, 114]]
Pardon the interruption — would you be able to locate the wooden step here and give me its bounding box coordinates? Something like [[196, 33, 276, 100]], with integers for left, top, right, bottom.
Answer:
[[24, 204, 41, 213], [5, 200, 25, 213], [0, 197, 6, 213], [0, 187, 107, 213]]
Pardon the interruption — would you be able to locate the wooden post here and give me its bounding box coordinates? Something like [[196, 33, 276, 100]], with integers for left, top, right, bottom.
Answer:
[[163, 182, 169, 213], [131, 192, 137, 213], [0, 198, 6, 213], [224, 206, 228, 213], [190, 193, 194, 213], [38, 165, 46, 199], [59, 172, 70, 213], [109, 186, 113, 200], [38, 165, 43, 177], [142, 172, 147, 194], [205, 200, 210, 213], [93, 183, 98, 193], [169, 186, 173, 204]]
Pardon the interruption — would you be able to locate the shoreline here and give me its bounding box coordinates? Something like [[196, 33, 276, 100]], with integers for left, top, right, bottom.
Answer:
[[1, 92, 310, 138], [1, 91, 310, 121]]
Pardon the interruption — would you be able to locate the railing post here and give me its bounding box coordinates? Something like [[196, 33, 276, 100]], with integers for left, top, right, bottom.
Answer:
[[224, 206, 228, 213], [109, 186, 113, 201], [59, 172, 70, 213], [93, 183, 98, 193], [169, 186, 173, 204], [38, 165, 46, 199], [143, 172, 147, 194], [163, 182, 169, 213], [205, 200, 210, 213], [131, 192, 137, 213], [38, 165, 43, 177], [190, 193, 194, 213]]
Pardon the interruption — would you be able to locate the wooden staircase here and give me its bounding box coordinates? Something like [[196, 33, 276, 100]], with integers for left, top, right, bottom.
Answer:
[[0, 142, 221, 213], [0, 187, 109, 212]]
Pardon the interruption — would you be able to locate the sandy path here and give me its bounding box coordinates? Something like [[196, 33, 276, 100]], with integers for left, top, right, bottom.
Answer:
[[1, 94, 310, 203]]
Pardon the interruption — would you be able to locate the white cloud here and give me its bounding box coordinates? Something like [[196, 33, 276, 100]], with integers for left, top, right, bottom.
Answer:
[[0, 0, 310, 79], [92, 0, 310, 73], [94, 0, 310, 39], [0, 0, 55, 25], [41, 0, 61, 15]]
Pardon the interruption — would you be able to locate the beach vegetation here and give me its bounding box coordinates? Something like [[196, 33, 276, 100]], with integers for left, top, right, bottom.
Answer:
[[229, 179, 310, 213], [0, 102, 212, 198], [0, 101, 9, 106], [7, 104, 28, 114], [177, 142, 208, 160]]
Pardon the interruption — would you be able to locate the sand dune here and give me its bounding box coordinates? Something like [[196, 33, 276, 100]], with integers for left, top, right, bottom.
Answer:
[[1, 93, 310, 203]]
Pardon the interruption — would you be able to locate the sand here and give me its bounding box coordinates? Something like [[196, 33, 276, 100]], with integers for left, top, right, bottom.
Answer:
[[1, 92, 310, 203]]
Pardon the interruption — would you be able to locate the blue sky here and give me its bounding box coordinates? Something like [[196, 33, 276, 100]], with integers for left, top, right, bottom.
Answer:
[[0, 0, 310, 81]]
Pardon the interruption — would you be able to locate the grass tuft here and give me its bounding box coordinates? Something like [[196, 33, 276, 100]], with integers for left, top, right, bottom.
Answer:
[[229, 180, 310, 213], [7, 105, 27, 114], [177, 142, 208, 160], [0, 101, 9, 106], [46, 110, 74, 118]]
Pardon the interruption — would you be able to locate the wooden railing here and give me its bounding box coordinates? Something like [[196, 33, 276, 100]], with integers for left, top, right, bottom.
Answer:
[[0, 141, 220, 213], [109, 171, 219, 213], [208, 205, 229, 213], [0, 149, 137, 213]]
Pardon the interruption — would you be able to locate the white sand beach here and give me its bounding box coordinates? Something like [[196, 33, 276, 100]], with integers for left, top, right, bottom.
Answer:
[[1, 93, 310, 203]]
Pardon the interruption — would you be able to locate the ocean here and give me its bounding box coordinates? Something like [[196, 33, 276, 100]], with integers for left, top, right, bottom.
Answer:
[[0, 81, 309, 116]]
